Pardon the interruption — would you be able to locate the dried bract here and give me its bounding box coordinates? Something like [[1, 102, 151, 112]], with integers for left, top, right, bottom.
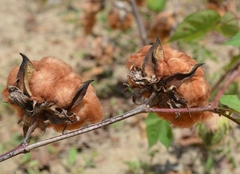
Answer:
[[148, 12, 175, 42], [88, 36, 114, 66], [2, 54, 103, 142], [126, 37, 212, 127], [81, 0, 105, 34]]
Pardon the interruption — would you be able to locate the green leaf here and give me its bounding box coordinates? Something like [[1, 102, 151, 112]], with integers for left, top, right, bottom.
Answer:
[[28, 160, 39, 167], [215, 12, 239, 37], [68, 147, 78, 167], [27, 169, 37, 174], [20, 153, 31, 164], [220, 95, 240, 112], [145, 113, 173, 149], [125, 160, 141, 173], [223, 31, 240, 47], [147, 0, 166, 12], [169, 10, 221, 42], [204, 156, 214, 173]]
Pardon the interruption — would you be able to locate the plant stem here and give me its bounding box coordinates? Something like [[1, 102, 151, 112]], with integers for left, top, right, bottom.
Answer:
[[211, 60, 240, 92], [212, 70, 240, 107], [129, 0, 148, 45]]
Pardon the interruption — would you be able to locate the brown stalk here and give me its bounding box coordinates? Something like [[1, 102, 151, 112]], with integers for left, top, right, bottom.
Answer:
[[129, 0, 148, 45], [211, 60, 240, 92], [211, 69, 240, 107]]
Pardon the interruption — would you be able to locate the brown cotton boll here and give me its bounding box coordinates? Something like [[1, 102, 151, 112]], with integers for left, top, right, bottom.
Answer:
[[81, 13, 97, 35], [30, 57, 78, 106], [126, 37, 212, 128], [136, 0, 146, 7], [157, 111, 211, 128], [82, 0, 105, 15], [88, 36, 114, 65], [2, 54, 103, 139], [206, 0, 233, 16], [148, 12, 175, 42], [81, 0, 105, 35], [107, 1, 133, 31], [207, 3, 225, 16], [80, 0, 105, 34], [51, 85, 103, 132], [127, 44, 205, 80]]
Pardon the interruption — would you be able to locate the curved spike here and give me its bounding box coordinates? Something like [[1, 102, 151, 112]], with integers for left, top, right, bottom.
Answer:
[[18, 53, 36, 97], [162, 63, 204, 88], [66, 80, 94, 110], [142, 36, 164, 77], [153, 36, 164, 61]]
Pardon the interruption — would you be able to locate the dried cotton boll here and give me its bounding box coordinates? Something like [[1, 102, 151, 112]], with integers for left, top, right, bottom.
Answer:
[[148, 12, 175, 42], [126, 37, 212, 128], [88, 36, 114, 66], [136, 0, 146, 7], [107, 1, 133, 31], [2, 53, 103, 142], [81, 0, 105, 34], [206, 0, 233, 16]]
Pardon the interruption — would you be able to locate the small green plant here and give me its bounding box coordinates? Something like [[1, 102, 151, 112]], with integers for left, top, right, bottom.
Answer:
[[125, 159, 149, 174], [82, 151, 98, 169], [145, 113, 173, 149], [67, 147, 78, 168]]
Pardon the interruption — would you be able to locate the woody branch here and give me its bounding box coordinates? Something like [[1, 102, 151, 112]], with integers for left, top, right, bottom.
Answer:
[[0, 103, 235, 162]]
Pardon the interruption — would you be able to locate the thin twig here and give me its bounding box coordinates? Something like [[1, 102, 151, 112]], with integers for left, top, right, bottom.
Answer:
[[148, 106, 214, 113], [211, 60, 240, 92], [129, 0, 148, 45], [150, 106, 240, 125], [212, 70, 240, 107], [217, 111, 240, 125]]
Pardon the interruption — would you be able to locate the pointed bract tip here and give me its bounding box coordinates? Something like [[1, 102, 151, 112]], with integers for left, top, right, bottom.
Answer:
[[198, 63, 205, 66], [84, 79, 94, 84], [66, 79, 94, 110], [156, 35, 161, 44], [19, 53, 31, 62]]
